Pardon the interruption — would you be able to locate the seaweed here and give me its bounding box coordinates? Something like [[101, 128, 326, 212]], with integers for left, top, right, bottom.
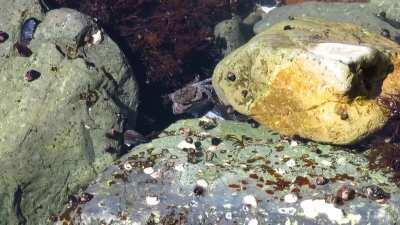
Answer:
[[367, 141, 400, 185], [46, 0, 256, 134], [47, 0, 254, 90]]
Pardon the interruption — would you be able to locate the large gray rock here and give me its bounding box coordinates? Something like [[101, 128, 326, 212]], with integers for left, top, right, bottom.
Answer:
[[254, 2, 400, 42], [370, 0, 400, 25], [0, 4, 138, 225], [66, 119, 400, 225]]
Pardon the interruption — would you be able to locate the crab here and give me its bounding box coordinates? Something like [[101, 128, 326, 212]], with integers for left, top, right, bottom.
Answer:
[[167, 76, 214, 116]]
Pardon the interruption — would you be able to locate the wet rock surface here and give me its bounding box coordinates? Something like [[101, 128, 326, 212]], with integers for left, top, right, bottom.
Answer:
[[0, 4, 138, 225], [214, 16, 252, 57], [254, 1, 400, 41], [67, 119, 400, 225], [213, 18, 400, 144]]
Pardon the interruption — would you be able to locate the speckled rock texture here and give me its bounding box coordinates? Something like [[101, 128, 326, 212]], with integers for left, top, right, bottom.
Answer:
[[0, 3, 138, 225], [212, 18, 400, 145], [214, 16, 252, 57], [65, 119, 400, 225], [254, 2, 400, 41]]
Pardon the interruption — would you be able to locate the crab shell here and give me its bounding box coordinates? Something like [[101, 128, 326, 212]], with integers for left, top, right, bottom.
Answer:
[[212, 18, 400, 145]]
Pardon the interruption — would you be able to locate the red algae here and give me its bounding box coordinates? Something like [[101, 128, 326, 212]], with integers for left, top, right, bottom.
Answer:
[[47, 0, 256, 135], [330, 174, 355, 183], [294, 176, 316, 189], [48, 0, 255, 90], [228, 184, 241, 189], [256, 183, 264, 188], [249, 173, 259, 179], [265, 190, 274, 195], [367, 141, 400, 185]]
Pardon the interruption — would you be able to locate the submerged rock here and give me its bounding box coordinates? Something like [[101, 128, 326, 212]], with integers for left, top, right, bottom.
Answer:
[[212, 18, 400, 144], [66, 119, 400, 225], [0, 5, 138, 225]]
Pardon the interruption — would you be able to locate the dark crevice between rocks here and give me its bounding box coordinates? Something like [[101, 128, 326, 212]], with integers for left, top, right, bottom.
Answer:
[[43, 0, 257, 136], [350, 114, 400, 186], [13, 185, 27, 225], [347, 57, 393, 100]]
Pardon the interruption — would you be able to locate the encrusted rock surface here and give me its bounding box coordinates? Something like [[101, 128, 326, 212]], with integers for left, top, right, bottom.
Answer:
[[66, 119, 400, 225], [254, 2, 400, 42], [0, 3, 138, 225], [212, 18, 400, 144]]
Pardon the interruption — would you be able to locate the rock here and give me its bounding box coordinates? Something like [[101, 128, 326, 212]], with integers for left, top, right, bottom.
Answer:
[[67, 119, 400, 225], [0, 6, 138, 225], [370, 0, 400, 26], [214, 16, 251, 57], [253, 2, 400, 43], [242, 11, 263, 27], [212, 18, 400, 145]]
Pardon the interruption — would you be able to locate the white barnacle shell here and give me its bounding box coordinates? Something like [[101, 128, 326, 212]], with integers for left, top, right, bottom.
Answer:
[[143, 167, 154, 174], [174, 164, 185, 172], [146, 196, 160, 206], [284, 193, 298, 203], [242, 195, 257, 208], [225, 212, 232, 220], [248, 218, 258, 225], [177, 141, 196, 149], [91, 30, 104, 45], [196, 179, 208, 188], [285, 159, 296, 167], [123, 162, 133, 171]]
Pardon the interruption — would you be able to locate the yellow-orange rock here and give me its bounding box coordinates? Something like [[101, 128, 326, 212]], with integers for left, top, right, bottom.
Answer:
[[212, 18, 400, 144]]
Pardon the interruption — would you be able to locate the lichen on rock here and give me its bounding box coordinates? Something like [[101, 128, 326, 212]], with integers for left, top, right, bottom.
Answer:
[[212, 18, 400, 144]]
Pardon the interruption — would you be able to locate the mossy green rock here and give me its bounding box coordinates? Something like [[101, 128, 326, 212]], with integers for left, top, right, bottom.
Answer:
[[69, 119, 399, 225], [0, 5, 138, 225], [212, 18, 400, 145]]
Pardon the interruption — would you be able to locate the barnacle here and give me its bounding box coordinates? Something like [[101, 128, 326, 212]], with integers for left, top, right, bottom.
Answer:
[[79, 88, 99, 107]]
